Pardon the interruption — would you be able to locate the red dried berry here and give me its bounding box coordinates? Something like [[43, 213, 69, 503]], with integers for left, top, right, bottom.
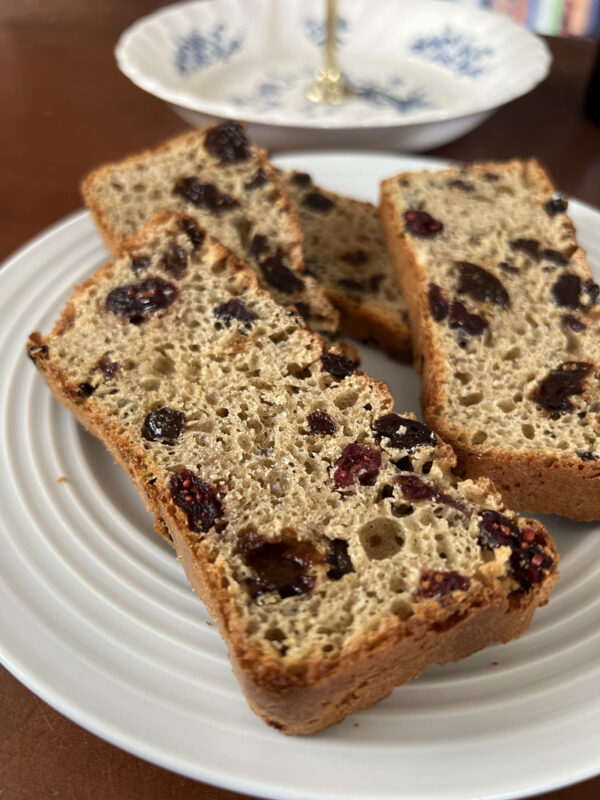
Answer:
[[325, 539, 354, 580], [373, 414, 436, 450], [106, 277, 179, 323], [533, 361, 592, 414], [333, 443, 381, 489], [161, 241, 188, 278], [95, 357, 120, 381], [302, 191, 334, 212], [173, 177, 239, 214], [403, 209, 443, 238], [170, 469, 224, 533], [307, 410, 336, 435], [396, 474, 466, 515], [416, 568, 470, 599]]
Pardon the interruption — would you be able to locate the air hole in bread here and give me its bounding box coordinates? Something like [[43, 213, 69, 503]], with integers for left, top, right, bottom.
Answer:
[[471, 431, 487, 445], [359, 518, 404, 560], [460, 392, 483, 407], [334, 391, 359, 410]]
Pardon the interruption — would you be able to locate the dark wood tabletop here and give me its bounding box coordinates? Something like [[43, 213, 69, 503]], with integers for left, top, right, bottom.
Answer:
[[1, 3, 599, 799]]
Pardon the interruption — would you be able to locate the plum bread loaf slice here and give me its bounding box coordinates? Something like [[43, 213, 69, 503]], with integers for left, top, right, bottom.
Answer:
[[381, 159, 600, 521], [81, 121, 340, 341], [281, 170, 412, 361], [28, 212, 557, 734]]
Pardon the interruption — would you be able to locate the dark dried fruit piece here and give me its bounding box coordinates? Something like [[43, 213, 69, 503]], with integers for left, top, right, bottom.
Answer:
[[78, 382, 96, 398], [339, 249, 368, 266], [325, 539, 354, 580], [428, 283, 449, 322], [416, 569, 470, 599], [562, 314, 586, 332], [244, 168, 268, 190], [179, 218, 205, 248], [94, 357, 120, 381], [142, 407, 186, 443], [249, 233, 269, 258], [541, 248, 568, 267], [577, 450, 596, 461], [302, 191, 334, 212], [532, 361, 592, 414], [373, 413, 436, 450], [213, 298, 257, 329], [238, 530, 319, 599], [291, 172, 312, 188], [333, 443, 381, 489], [161, 241, 188, 278], [170, 469, 224, 533], [456, 262, 510, 308], [510, 547, 553, 591], [447, 179, 474, 192], [260, 251, 305, 294], [173, 177, 240, 214], [204, 120, 251, 164], [552, 273, 581, 309], [510, 238, 540, 260], [106, 277, 179, 323], [320, 352, 356, 380], [499, 261, 520, 274], [307, 410, 336, 435], [396, 474, 466, 515], [403, 209, 443, 238], [478, 510, 520, 549], [449, 301, 488, 336], [131, 256, 150, 275], [544, 195, 568, 216]]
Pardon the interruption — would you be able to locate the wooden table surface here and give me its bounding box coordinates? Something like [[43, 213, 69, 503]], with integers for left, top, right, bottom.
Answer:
[[1, 3, 599, 799]]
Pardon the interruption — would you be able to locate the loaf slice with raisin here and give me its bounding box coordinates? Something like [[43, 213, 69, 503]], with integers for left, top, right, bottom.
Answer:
[[81, 121, 340, 340], [281, 170, 412, 361], [381, 159, 600, 521], [28, 211, 558, 734]]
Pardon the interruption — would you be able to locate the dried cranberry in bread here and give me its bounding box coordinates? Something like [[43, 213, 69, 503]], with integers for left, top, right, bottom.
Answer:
[[28, 212, 557, 734], [81, 121, 340, 340], [381, 158, 600, 521], [282, 170, 411, 361]]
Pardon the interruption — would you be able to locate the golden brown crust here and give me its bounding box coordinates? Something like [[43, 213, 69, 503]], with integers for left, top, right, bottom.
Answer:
[[27, 211, 559, 734], [380, 161, 600, 521]]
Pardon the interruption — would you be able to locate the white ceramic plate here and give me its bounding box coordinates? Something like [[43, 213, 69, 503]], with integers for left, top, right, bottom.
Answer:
[[1, 153, 599, 800], [116, 0, 551, 151]]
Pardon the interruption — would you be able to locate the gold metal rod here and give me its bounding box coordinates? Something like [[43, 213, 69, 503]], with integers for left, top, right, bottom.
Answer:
[[306, 0, 354, 104]]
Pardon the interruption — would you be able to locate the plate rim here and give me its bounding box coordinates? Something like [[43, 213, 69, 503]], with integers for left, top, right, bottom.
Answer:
[[1, 150, 599, 800], [114, 0, 552, 131]]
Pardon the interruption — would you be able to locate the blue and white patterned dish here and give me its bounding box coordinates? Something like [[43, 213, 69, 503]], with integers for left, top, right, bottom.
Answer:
[[116, 0, 551, 152]]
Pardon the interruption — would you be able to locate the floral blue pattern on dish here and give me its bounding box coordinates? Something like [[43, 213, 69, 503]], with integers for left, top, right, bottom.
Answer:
[[174, 25, 244, 76], [409, 26, 493, 78], [303, 15, 350, 46], [229, 70, 432, 116]]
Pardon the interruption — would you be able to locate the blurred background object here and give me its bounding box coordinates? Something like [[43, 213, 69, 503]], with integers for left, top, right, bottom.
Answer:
[[452, 0, 600, 36]]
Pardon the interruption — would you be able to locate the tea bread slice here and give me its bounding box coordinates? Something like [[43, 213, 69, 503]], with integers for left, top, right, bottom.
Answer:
[[282, 170, 412, 361], [381, 159, 600, 521], [28, 212, 558, 734], [82, 121, 340, 339]]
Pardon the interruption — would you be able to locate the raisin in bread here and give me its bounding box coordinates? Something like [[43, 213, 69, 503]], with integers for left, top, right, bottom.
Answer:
[[81, 121, 340, 341], [28, 211, 558, 734], [381, 159, 600, 521], [281, 170, 412, 361]]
